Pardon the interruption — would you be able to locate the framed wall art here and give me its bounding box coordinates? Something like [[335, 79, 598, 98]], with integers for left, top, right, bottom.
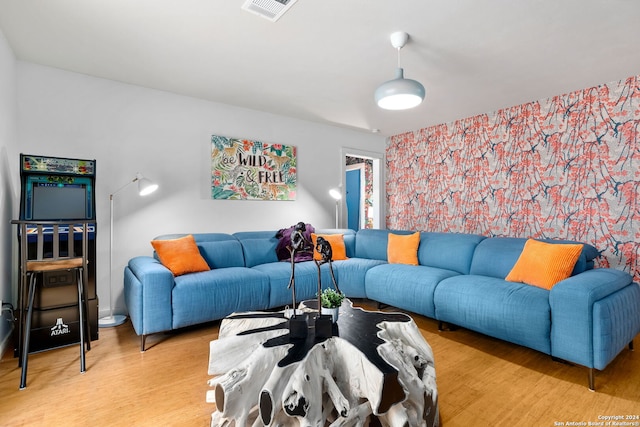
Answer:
[[211, 135, 297, 200]]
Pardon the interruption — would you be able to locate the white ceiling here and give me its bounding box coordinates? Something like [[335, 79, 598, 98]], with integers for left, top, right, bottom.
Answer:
[[1, 0, 639, 137]]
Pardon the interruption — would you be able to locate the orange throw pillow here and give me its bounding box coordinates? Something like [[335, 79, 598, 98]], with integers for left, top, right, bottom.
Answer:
[[150, 235, 210, 276], [311, 233, 348, 261], [387, 232, 420, 265], [505, 239, 583, 290]]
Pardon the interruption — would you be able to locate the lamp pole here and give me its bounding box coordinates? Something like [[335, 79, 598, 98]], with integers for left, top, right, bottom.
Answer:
[[329, 188, 342, 229], [99, 173, 158, 327], [98, 191, 125, 326]]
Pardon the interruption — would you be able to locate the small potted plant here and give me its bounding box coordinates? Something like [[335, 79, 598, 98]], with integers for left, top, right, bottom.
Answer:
[[320, 288, 345, 323]]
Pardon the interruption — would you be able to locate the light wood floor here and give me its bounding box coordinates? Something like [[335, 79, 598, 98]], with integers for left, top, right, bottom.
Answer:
[[1, 300, 639, 426]]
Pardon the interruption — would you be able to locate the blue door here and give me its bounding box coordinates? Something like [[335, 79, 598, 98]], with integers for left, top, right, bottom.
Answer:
[[346, 169, 361, 230]]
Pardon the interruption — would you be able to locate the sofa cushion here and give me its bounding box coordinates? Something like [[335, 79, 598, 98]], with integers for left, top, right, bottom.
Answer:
[[469, 237, 592, 279], [150, 235, 210, 276], [434, 275, 552, 355], [233, 231, 279, 267], [388, 232, 420, 265], [193, 233, 246, 268], [365, 264, 459, 318], [418, 232, 485, 274], [355, 229, 413, 261], [315, 229, 357, 258], [252, 261, 334, 308], [155, 233, 245, 269], [330, 258, 387, 298], [505, 239, 583, 289], [311, 233, 347, 261], [172, 267, 270, 329], [275, 223, 315, 262]]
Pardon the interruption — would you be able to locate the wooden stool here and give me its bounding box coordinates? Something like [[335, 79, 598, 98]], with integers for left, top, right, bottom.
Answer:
[[13, 221, 93, 390]]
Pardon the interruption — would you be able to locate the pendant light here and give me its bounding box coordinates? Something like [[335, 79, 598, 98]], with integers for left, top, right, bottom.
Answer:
[[374, 31, 425, 110]]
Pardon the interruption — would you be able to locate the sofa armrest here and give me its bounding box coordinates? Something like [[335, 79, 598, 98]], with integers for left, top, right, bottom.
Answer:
[[549, 268, 635, 368], [124, 256, 175, 336]]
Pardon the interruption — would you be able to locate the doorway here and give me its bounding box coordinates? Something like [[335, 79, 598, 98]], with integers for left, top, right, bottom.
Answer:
[[341, 148, 384, 230], [346, 165, 364, 230]]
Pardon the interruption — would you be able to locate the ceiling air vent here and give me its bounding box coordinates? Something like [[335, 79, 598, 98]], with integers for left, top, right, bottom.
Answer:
[[241, 0, 298, 22]]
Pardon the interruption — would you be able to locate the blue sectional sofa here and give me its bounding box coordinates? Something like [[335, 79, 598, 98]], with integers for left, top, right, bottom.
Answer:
[[123, 228, 640, 389]]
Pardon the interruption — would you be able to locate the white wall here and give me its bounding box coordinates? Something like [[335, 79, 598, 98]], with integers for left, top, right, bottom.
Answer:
[[0, 27, 17, 355], [16, 62, 387, 316]]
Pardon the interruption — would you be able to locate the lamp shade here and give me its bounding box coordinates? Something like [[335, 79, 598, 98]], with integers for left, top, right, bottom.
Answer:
[[136, 173, 159, 196], [329, 188, 342, 200], [375, 68, 425, 110]]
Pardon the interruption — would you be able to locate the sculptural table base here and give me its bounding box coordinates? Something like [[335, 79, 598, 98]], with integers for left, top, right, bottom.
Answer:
[[207, 300, 439, 426]]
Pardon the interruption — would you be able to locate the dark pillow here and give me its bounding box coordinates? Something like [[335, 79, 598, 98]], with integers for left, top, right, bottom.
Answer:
[[275, 222, 315, 262]]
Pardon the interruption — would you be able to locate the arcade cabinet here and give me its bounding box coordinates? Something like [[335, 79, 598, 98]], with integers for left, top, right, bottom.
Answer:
[[14, 154, 99, 357]]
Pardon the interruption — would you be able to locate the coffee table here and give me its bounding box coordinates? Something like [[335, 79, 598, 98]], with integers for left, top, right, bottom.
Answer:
[[207, 299, 439, 426]]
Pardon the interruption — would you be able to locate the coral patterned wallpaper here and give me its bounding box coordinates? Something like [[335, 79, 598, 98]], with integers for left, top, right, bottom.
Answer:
[[387, 75, 640, 283]]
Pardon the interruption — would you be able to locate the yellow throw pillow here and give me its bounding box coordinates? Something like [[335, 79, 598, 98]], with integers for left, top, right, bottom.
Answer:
[[387, 232, 420, 265], [311, 233, 348, 261], [150, 234, 210, 276], [505, 239, 583, 290]]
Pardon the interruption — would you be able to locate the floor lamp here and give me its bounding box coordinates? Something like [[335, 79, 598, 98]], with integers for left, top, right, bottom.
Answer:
[[98, 173, 159, 327], [329, 188, 342, 228]]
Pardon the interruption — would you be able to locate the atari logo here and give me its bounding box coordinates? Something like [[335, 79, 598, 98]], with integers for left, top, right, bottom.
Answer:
[[50, 318, 71, 336]]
